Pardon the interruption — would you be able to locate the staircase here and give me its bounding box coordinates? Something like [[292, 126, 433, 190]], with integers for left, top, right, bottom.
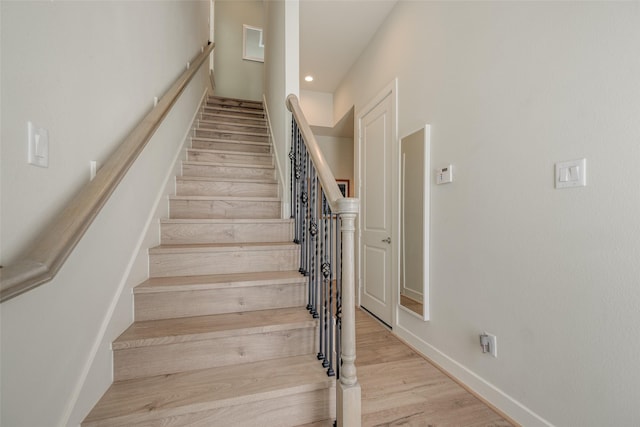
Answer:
[[82, 96, 335, 427]]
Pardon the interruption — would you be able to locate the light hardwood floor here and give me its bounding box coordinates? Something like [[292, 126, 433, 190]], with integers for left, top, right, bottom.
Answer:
[[301, 308, 514, 427]]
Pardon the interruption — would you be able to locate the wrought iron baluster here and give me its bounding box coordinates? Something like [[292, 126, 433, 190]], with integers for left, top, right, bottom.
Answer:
[[300, 143, 308, 276], [324, 193, 336, 376], [319, 188, 328, 367], [329, 206, 336, 377], [289, 121, 296, 222], [336, 213, 342, 379], [309, 161, 319, 319]]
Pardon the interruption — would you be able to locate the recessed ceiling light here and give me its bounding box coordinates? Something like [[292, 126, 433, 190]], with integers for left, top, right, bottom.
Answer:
[[304, 75, 314, 82]]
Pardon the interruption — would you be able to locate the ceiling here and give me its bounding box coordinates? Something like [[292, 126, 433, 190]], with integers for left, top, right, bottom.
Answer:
[[299, 0, 398, 94]]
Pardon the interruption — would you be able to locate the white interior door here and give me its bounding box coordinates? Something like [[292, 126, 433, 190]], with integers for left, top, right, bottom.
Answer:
[[358, 86, 395, 327]]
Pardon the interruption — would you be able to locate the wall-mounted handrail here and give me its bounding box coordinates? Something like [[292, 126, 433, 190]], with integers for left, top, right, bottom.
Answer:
[[0, 43, 215, 303], [286, 94, 362, 426]]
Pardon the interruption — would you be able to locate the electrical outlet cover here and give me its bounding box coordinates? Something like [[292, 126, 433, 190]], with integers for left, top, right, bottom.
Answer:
[[486, 332, 497, 358]]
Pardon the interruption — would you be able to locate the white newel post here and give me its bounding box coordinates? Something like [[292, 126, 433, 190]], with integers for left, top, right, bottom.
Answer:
[[336, 198, 361, 427]]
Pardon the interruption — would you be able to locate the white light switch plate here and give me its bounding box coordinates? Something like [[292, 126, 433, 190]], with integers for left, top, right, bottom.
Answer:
[[28, 121, 49, 168], [555, 158, 586, 189]]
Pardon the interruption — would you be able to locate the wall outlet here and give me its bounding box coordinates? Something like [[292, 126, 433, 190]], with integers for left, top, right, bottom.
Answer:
[[480, 332, 498, 358]]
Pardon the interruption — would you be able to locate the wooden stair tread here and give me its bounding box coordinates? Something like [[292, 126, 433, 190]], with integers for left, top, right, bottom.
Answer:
[[150, 242, 297, 253], [200, 112, 267, 123], [182, 160, 274, 169], [207, 96, 264, 108], [135, 270, 305, 293], [207, 95, 263, 103], [82, 355, 333, 425], [198, 122, 268, 134], [161, 218, 292, 224], [169, 195, 279, 202], [204, 104, 264, 116], [187, 147, 271, 158], [195, 128, 268, 138], [114, 307, 314, 349], [177, 175, 278, 184], [198, 118, 267, 129], [191, 136, 270, 146], [202, 110, 265, 119]]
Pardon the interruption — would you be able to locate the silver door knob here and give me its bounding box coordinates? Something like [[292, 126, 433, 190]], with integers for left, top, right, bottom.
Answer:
[[382, 237, 391, 244]]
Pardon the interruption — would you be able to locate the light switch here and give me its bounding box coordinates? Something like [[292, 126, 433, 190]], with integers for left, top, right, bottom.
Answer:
[[28, 121, 49, 168], [555, 159, 586, 189]]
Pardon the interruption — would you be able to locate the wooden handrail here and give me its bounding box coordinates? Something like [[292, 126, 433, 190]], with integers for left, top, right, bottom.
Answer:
[[0, 42, 215, 303]]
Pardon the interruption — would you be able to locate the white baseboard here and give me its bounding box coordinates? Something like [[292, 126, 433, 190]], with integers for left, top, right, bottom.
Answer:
[[393, 323, 554, 427]]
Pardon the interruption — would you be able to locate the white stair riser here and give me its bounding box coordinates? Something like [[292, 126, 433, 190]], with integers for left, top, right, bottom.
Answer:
[[176, 180, 278, 197], [135, 282, 306, 320], [195, 129, 268, 143], [170, 199, 280, 219], [149, 248, 299, 277], [114, 328, 315, 381], [187, 150, 272, 165], [182, 164, 274, 180], [161, 221, 292, 244]]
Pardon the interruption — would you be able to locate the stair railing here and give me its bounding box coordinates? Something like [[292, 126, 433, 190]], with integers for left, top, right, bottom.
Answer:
[[286, 94, 361, 427], [0, 43, 215, 303]]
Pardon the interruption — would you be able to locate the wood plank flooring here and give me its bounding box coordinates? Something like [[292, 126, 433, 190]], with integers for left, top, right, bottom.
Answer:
[[300, 308, 514, 427]]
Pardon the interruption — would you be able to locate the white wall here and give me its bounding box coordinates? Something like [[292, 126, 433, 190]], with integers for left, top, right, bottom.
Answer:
[[335, 2, 640, 426], [214, 0, 263, 101], [315, 135, 354, 189], [300, 89, 334, 127], [300, 90, 353, 187], [263, 0, 299, 215], [0, 2, 209, 425]]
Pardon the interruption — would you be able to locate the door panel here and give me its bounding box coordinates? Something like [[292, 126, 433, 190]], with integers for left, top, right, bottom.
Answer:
[[359, 91, 394, 326], [363, 245, 387, 304]]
